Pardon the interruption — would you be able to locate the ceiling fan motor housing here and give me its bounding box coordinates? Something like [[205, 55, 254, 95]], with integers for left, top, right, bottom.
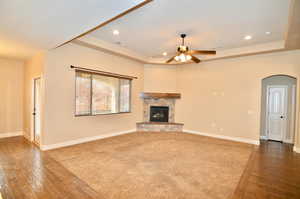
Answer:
[[178, 45, 189, 53], [178, 34, 188, 53]]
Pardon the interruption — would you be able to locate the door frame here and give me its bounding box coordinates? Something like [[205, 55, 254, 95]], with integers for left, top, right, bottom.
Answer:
[[288, 84, 297, 143], [265, 85, 288, 141]]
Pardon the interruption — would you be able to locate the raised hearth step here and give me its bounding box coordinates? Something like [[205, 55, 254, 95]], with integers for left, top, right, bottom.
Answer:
[[136, 122, 184, 125], [136, 122, 184, 132]]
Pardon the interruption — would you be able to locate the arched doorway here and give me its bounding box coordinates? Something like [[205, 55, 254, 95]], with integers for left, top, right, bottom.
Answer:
[[260, 75, 297, 143]]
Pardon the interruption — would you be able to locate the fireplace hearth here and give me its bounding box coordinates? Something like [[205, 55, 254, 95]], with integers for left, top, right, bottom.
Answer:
[[150, 106, 169, 122]]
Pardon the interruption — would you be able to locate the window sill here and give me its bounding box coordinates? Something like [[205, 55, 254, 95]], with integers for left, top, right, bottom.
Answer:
[[75, 112, 131, 117]]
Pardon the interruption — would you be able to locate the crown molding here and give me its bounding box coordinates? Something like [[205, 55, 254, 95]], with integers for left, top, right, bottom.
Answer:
[[74, 36, 149, 63], [75, 36, 286, 65]]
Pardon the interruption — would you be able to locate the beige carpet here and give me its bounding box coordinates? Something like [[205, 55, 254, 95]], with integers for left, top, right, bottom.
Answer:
[[48, 132, 253, 199]]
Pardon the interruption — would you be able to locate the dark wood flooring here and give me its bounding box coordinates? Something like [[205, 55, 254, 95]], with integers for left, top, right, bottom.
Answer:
[[0, 137, 102, 199], [0, 136, 299, 199], [232, 140, 300, 199]]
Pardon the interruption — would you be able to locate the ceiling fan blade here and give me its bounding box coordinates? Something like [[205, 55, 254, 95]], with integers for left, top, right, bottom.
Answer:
[[191, 55, 201, 63], [189, 50, 216, 55], [166, 56, 176, 63]]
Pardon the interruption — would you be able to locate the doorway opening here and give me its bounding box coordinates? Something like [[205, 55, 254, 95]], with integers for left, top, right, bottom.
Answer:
[[260, 75, 297, 143], [33, 77, 41, 145]]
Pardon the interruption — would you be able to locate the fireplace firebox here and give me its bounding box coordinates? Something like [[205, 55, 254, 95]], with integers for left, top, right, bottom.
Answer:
[[150, 106, 169, 122]]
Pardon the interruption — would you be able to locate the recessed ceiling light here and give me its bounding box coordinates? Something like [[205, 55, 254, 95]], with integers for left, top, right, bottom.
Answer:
[[244, 35, 252, 40], [113, 30, 119, 35], [163, 52, 168, 56], [265, 31, 271, 35]]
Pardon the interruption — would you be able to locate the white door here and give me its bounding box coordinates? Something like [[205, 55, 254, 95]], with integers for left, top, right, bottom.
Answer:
[[33, 78, 41, 145], [267, 86, 288, 141]]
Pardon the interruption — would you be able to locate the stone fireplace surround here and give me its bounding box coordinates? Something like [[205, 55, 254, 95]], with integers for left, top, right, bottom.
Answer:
[[136, 92, 183, 132]]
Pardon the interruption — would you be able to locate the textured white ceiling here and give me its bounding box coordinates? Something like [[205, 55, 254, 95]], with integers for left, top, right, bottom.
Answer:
[[89, 0, 290, 58], [0, 0, 145, 60]]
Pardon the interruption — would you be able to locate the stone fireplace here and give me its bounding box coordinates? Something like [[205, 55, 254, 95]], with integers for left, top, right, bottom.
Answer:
[[136, 92, 183, 132]]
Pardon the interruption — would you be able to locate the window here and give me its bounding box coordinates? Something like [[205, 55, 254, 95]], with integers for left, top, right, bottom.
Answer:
[[75, 71, 131, 116], [75, 72, 91, 115]]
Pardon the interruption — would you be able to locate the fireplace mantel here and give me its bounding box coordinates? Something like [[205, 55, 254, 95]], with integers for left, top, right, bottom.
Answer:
[[140, 92, 181, 99]]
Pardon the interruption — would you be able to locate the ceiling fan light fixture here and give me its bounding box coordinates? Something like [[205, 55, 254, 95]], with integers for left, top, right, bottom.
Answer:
[[113, 30, 120, 35], [174, 53, 191, 62], [180, 53, 186, 62], [244, 35, 252, 40]]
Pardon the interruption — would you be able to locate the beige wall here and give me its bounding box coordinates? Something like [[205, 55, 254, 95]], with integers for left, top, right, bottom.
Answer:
[[0, 58, 24, 135], [43, 43, 144, 145], [23, 53, 45, 140], [144, 64, 177, 93], [175, 50, 300, 143]]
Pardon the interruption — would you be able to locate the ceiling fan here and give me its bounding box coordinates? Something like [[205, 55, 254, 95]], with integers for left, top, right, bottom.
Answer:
[[166, 34, 216, 64]]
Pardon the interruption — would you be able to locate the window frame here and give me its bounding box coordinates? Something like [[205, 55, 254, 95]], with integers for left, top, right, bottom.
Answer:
[[119, 79, 132, 113], [74, 70, 132, 117]]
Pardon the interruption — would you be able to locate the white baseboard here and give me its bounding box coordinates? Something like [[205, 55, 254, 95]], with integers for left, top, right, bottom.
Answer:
[[294, 146, 300, 153], [260, 136, 293, 144], [283, 139, 294, 144], [40, 129, 136, 151], [184, 129, 260, 145], [0, 131, 23, 139], [23, 132, 32, 142], [260, 135, 268, 140]]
